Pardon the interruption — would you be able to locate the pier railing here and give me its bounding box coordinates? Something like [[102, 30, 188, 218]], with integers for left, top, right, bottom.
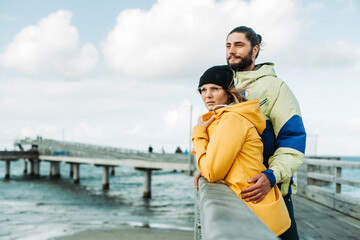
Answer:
[[297, 157, 360, 220], [195, 177, 278, 240]]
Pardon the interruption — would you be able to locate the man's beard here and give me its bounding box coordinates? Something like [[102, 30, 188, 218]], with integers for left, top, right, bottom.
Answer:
[[227, 49, 253, 71]]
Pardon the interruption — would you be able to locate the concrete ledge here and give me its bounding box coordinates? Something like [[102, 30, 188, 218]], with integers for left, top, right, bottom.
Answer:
[[196, 177, 278, 240]]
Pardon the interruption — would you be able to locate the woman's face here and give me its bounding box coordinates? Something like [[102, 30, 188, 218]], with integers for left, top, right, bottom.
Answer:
[[199, 83, 230, 110]]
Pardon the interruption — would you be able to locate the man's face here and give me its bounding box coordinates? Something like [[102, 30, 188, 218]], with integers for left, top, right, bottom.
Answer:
[[226, 32, 256, 71]]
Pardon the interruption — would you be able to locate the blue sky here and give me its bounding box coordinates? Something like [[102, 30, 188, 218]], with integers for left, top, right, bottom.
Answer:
[[0, 0, 359, 156]]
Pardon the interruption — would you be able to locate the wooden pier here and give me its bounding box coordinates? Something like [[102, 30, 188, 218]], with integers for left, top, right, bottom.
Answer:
[[293, 194, 360, 240], [1, 138, 195, 198]]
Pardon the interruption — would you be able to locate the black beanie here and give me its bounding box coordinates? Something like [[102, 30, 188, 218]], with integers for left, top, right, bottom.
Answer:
[[198, 65, 234, 90]]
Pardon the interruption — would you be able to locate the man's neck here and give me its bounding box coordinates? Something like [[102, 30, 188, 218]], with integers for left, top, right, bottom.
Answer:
[[244, 63, 255, 71]]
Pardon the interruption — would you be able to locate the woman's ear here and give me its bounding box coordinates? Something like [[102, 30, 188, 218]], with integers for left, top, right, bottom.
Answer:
[[227, 93, 233, 104]]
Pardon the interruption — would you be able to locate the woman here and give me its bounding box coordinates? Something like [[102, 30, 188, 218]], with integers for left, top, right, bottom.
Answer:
[[192, 65, 290, 236]]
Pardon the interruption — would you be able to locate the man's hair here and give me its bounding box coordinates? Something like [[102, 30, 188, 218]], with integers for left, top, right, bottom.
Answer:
[[227, 26, 262, 59]]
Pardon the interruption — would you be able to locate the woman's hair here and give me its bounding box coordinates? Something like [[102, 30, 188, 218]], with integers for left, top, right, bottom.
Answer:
[[227, 84, 247, 104]]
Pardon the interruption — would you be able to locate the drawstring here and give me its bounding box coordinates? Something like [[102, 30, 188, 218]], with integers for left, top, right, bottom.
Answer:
[[211, 103, 234, 114]]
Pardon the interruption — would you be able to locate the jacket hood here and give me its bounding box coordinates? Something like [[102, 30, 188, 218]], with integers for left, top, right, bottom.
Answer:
[[209, 99, 266, 135], [234, 62, 277, 87]]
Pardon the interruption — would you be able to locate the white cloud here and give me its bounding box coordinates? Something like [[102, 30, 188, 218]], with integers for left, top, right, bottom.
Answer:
[[337, 0, 358, 13], [0, 10, 98, 77], [301, 41, 360, 69], [125, 124, 146, 135], [19, 122, 106, 142], [303, 2, 323, 11], [21, 125, 61, 140], [162, 100, 193, 130], [305, 117, 360, 156], [102, 0, 300, 79], [0, 13, 19, 22], [71, 122, 106, 139]]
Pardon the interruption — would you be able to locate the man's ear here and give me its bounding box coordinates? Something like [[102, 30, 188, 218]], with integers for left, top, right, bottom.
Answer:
[[252, 45, 259, 59]]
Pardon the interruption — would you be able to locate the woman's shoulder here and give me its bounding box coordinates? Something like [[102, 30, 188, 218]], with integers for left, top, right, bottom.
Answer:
[[220, 111, 253, 127]]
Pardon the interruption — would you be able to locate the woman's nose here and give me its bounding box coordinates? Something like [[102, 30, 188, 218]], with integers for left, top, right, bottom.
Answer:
[[205, 90, 213, 97]]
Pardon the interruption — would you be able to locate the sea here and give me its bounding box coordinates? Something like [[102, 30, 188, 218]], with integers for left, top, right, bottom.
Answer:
[[0, 156, 359, 240], [0, 160, 195, 240]]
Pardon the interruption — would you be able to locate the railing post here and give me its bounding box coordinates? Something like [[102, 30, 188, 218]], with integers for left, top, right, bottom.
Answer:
[[307, 164, 314, 185], [336, 166, 342, 194]]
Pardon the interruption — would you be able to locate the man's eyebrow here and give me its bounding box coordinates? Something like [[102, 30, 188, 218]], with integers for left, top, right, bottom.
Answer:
[[234, 41, 245, 45], [226, 41, 245, 45]]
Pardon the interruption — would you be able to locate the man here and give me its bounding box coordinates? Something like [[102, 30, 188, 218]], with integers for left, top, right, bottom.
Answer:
[[227, 26, 306, 239], [194, 26, 306, 239]]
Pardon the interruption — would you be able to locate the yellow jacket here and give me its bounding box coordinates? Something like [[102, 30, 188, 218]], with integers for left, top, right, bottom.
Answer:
[[192, 99, 290, 236]]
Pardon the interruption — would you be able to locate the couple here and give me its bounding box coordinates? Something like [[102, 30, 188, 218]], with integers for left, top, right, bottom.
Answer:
[[192, 26, 306, 239]]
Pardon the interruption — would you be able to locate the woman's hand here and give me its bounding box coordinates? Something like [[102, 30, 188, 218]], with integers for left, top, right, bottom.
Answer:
[[193, 171, 203, 192], [196, 115, 215, 127]]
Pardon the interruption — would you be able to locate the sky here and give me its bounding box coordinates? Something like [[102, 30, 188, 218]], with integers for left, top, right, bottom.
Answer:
[[0, 0, 359, 156]]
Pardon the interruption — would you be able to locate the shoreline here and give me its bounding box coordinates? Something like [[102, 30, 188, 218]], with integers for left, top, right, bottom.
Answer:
[[52, 224, 194, 240]]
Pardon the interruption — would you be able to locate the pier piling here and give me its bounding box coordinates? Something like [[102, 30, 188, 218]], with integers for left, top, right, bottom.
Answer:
[[102, 166, 109, 190], [50, 162, 61, 178], [143, 169, 152, 198], [29, 159, 35, 176], [73, 164, 80, 184], [55, 162, 60, 178], [50, 162, 55, 177], [5, 161, 10, 180], [23, 159, 28, 174], [69, 163, 73, 177], [34, 159, 40, 177]]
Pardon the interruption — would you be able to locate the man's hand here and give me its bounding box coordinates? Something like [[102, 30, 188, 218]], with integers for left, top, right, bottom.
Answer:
[[241, 173, 271, 203], [193, 171, 203, 192]]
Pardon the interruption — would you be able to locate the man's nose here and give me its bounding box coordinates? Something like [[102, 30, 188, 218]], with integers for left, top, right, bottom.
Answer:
[[228, 45, 235, 54]]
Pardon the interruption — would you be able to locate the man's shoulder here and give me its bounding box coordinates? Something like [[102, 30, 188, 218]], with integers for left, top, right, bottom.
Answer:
[[251, 73, 284, 91], [253, 63, 283, 83]]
